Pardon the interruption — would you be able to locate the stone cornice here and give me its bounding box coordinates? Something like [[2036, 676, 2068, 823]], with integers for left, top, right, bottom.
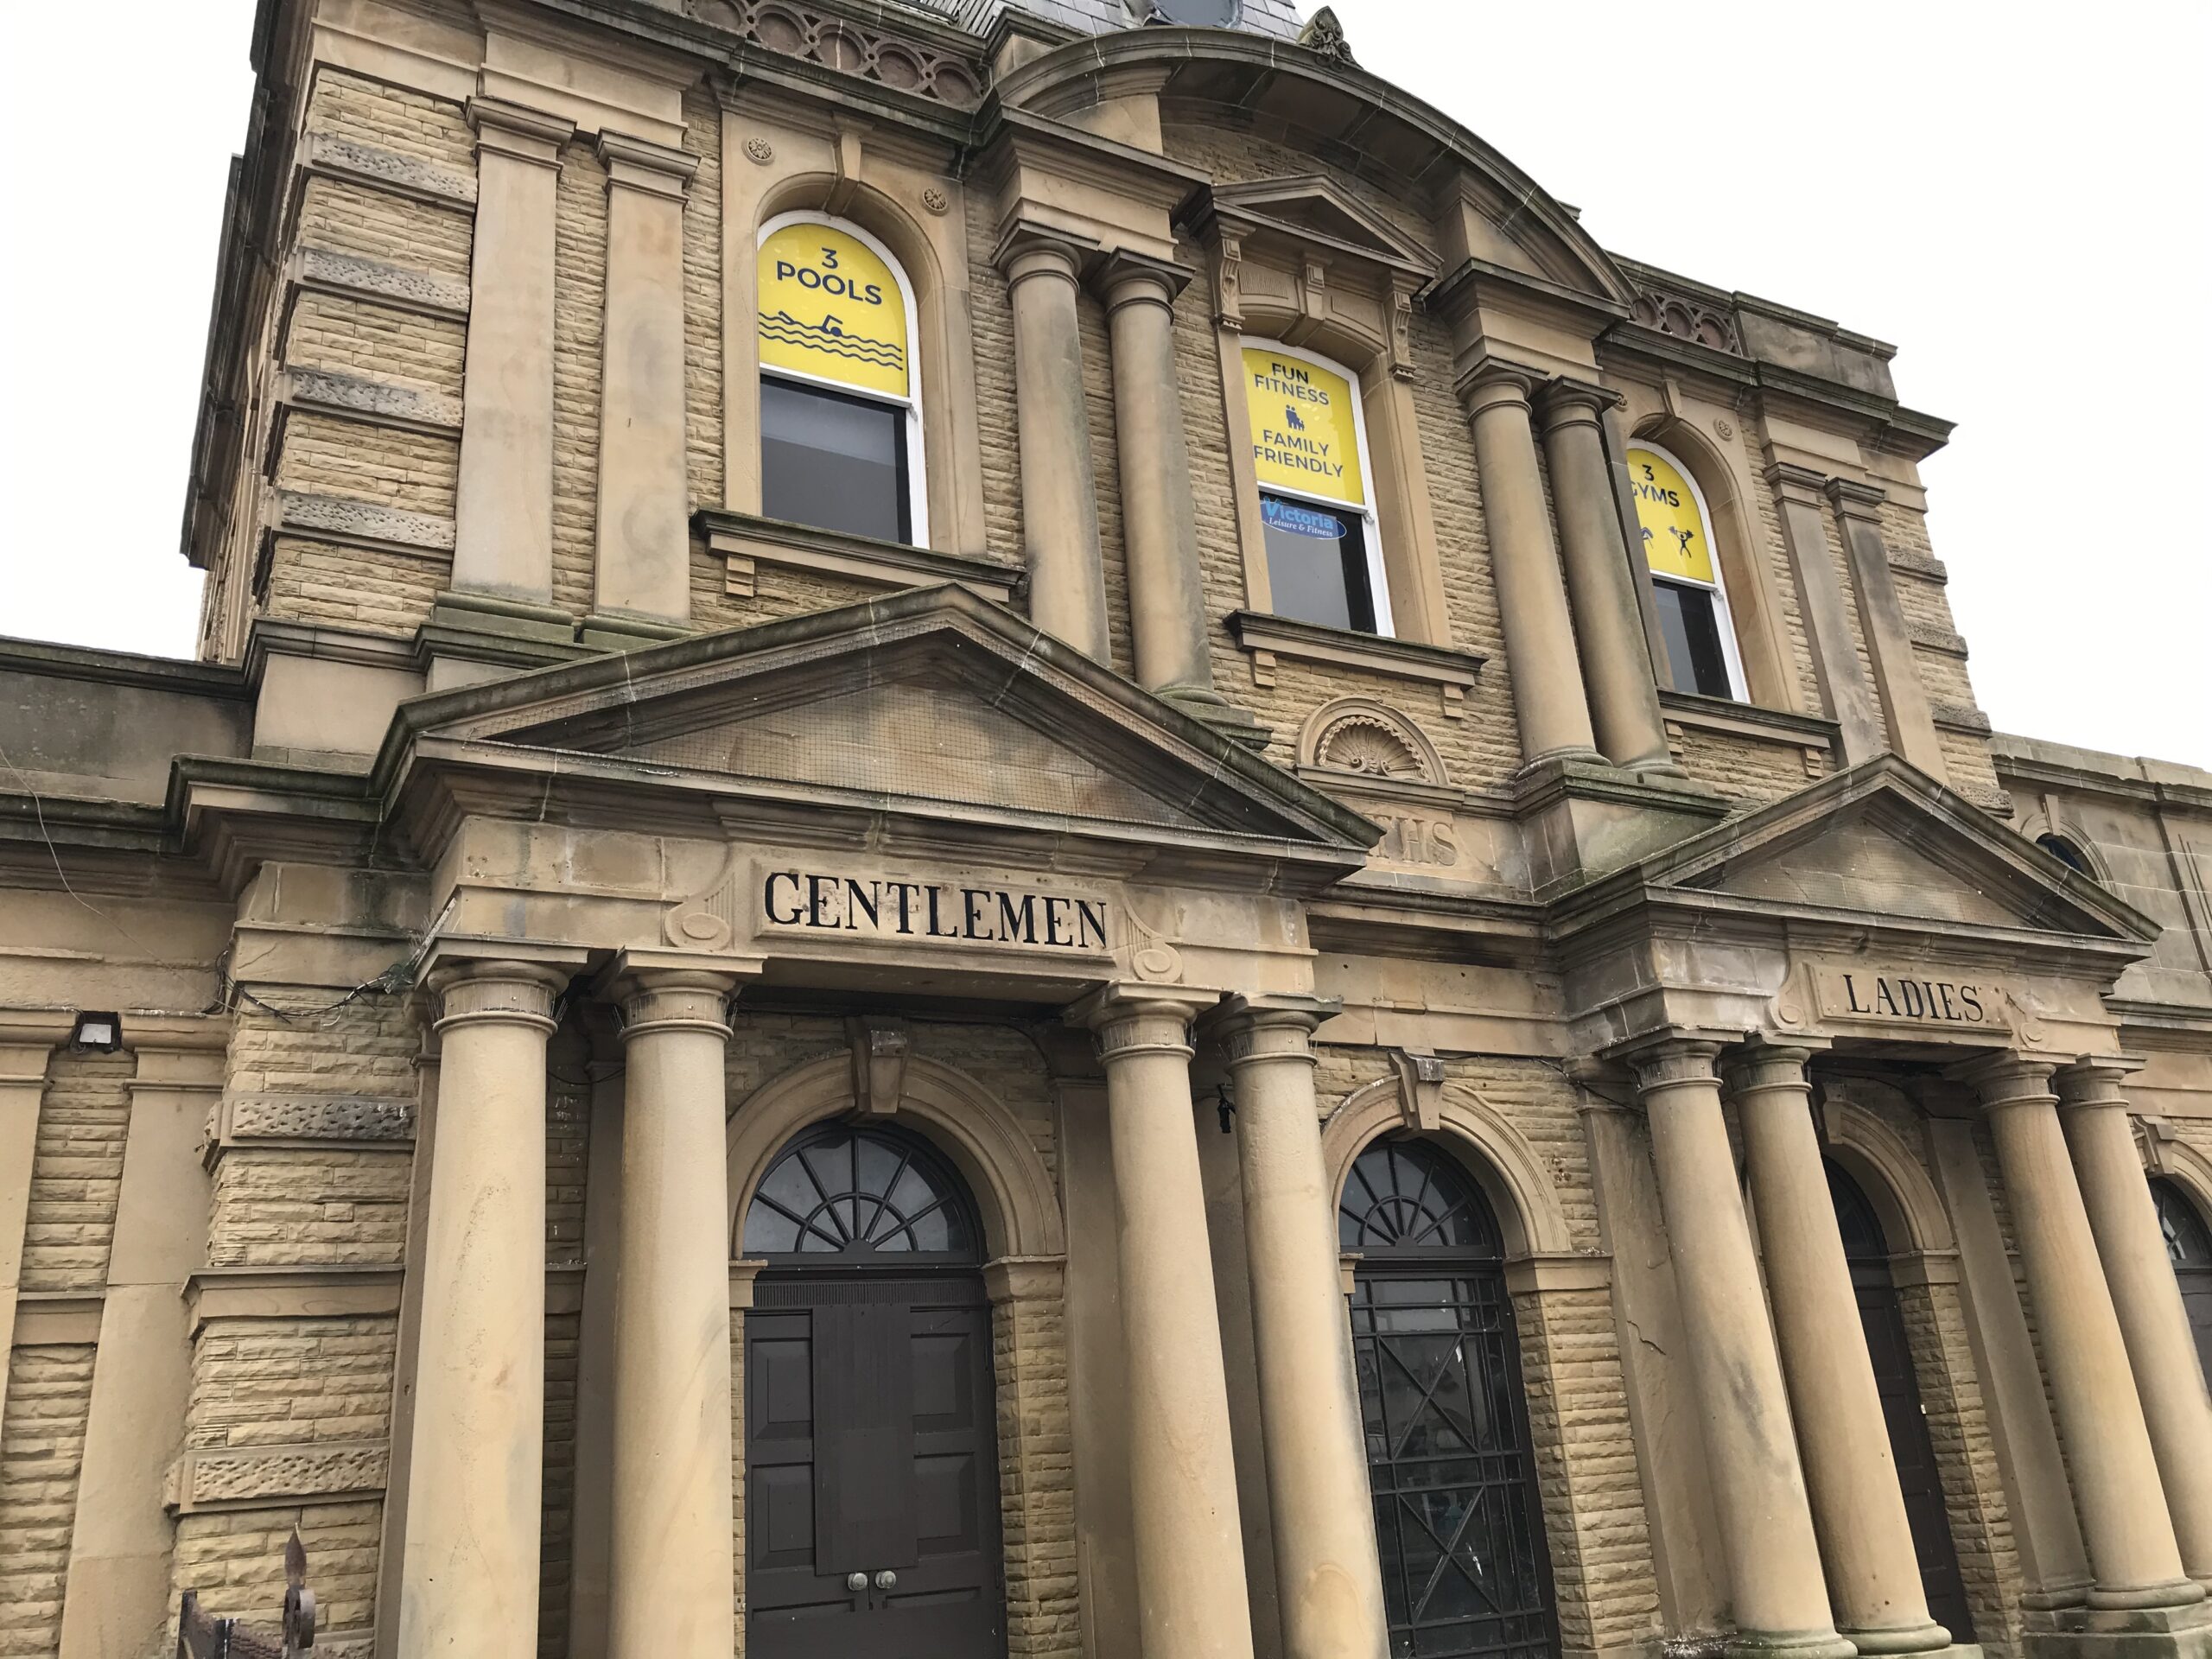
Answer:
[[1658, 689, 1840, 752], [1224, 612, 1485, 692], [697, 508, 1021, 603]]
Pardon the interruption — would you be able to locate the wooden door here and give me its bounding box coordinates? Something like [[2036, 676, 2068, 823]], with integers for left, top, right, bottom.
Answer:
[[1827, 1160, 1976, 1642], [742, 1125, 1006, 1659]]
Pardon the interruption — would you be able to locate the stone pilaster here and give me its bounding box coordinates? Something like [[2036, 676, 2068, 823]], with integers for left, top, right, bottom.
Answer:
[[584, 134, 702, 649], [983, 1255, 1078, 1659], [446, 99, 576, 639], [997, 225, 1109, 663], [1825, 479, 1947, 779], [1459, 365, 1600, 770], [1764, 464, 1887, 765]]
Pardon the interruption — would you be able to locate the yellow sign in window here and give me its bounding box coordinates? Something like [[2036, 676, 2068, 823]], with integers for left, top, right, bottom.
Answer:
[[758, 222, 910, 399], [1244, 347, 1364, 507], [1626, 446, 1714, 585]]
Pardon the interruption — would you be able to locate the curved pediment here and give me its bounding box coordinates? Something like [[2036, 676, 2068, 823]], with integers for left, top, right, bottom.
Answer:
[[996, 27, 1632, 305]]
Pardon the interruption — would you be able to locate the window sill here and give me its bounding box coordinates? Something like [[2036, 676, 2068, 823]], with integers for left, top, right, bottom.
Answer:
[[1657, 688, 1839, 751], [1225, 611, 1485, 718], [696, 509, 1022, 606]]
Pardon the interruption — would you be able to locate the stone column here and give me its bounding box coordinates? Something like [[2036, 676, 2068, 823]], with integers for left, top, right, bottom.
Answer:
[[2057, 1060, 2212, 1584], [1089, 995, 1256, 1659], [1726, 1044, 1950, 1655], [1097, 253, 1215, 703], [1218, 1002, 1389, 1659], [1535, 382, 1674, 772], [607, 969, 738, 1659], [586, 134, 701, 648], [1630, 1038, 1851, 1659], [999, 226, 1109, 662], [1964, 1055, 2201, 1610], [448, 99, 575, 630], [0, 1020, 61, 1436], [1823, 480, 1947, 780], [399, 961, 570, 1659], [1461, 366, 1600, 769]]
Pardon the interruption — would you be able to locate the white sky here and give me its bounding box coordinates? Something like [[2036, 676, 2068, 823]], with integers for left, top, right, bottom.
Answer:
[[3, 1, 2206, 768]]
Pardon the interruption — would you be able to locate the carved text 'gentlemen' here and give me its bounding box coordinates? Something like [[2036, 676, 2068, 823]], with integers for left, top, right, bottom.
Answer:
[[762, 871, 1110, 950]]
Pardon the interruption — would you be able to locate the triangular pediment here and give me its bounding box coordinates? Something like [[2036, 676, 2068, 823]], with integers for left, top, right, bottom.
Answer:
[[1211, 177, 1438, 276], [1635, 757, 2157, 943], [388, 586, 1377, 855]]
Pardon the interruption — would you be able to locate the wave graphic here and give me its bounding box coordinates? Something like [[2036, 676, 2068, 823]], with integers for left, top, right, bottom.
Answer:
[[759, 310, 906, 371]]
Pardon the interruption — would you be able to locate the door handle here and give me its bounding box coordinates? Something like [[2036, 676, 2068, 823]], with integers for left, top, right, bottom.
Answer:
[[846, 1573, 868, 1592], [874, 1570, 897, 1591]]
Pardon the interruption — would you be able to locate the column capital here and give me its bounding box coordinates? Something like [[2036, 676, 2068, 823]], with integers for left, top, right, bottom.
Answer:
[[467, 95, 575, 166], [2055, 1056, 2147, 1110], [1720, 1039, 1822, 1097], [1071, 988, 1211, 1062], [1455, 358, 1541, 415], [993, 219, 1097, 288], [424, 959, 572, 1033], [1822, 476, 1890, 524], [1951, 1051, 2058, 1109], [1619, 1034, 1726, 1095], [1533, 375, 1624, 431], [1762, 460, 1833, 509], [595, 130, 698, 200], [1207, 995, 1334, 1068], [1092, 247, 1194, 313]]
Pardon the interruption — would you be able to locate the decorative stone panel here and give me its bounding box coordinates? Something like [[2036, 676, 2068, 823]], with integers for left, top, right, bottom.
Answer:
[[683, 1, 984, 105], [1299, 696, 1447, 785], [209, 1092, 417, 1150], [174, 1441, 389, 1512]]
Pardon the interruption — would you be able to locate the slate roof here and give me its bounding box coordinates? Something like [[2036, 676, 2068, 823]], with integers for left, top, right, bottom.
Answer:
[[912, 0, 1303, 41]]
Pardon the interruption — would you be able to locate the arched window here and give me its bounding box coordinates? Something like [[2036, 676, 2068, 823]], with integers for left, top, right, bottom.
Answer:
[[2037, 833, 2097, 879], [1338, 1139, 1558, 1659], [1244, 341, 1392, 635], [741, 1121, 976, 1260], [1624, 441, 1746, 701], [757, 213, 926, 545], [2152, 1178, 2212, 1386]]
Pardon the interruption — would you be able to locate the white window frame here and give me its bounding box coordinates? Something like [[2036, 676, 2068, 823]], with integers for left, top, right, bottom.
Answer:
[[1630, 438, 1746, 701], [756, 210, 929, 546], [1247, 338, 1394, 637]]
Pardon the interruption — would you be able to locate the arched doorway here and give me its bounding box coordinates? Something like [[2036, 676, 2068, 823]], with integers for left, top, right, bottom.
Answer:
[[1826, 1159, 1976, 1640], [2152, 1177, 2212, 1387], [1340, 1137, 1559, 1659], [741, 1122, 1006, 1659]]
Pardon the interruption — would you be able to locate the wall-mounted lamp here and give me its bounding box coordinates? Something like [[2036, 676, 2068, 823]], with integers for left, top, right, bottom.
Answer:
[[71, 1011, 123, 1053]]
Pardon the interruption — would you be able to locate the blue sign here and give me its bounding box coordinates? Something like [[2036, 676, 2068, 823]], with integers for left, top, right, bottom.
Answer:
[[1262, 498, 1345, 541]]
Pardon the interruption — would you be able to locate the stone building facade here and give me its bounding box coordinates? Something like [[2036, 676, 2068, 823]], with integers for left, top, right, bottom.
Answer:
[[2, 3, 2209, 1658]]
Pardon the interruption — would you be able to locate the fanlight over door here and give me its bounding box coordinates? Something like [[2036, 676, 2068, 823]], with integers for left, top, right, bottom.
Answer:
[[2152, 1178, 2212, 1388], [742, 1122, 1006, 1659], [1340, 1138, 1560, 1659]]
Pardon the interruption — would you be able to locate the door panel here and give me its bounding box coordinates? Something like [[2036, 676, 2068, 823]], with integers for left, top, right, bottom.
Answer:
[[746, 1279, 1004, 1659]]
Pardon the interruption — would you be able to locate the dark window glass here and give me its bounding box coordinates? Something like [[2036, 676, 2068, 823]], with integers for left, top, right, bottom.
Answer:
[[1653, 578, 1734, 699], [760, 377, 909, 543], [2155, 1179, 2212, 1267], [1261, 491, 1376, 633], [741, 1122, 977, 1262], [2037, 834, 2095, 878]]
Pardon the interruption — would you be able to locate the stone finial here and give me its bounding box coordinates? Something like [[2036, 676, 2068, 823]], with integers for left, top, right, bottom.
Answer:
[[1297, 6, 1355, 62]]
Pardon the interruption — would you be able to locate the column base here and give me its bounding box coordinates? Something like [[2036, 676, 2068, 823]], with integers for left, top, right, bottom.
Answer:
[[2024, 1593, 2212, 1659], [1153, 683, 1274, 752], [579, 611, 691, 652], [1840, 1623, 1959, 1656], [1723, 1627, 1859, 1659]]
